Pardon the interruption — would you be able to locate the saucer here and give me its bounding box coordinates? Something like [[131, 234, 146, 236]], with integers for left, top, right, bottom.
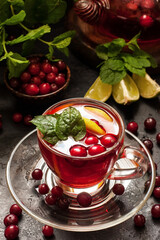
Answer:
[[6, 129, 156, 232]]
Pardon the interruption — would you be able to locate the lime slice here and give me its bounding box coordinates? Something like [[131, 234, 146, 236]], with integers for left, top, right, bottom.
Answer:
[[84, 76, 112, 102], [132, 73, 160, 98], [112, 74, 140, 105]]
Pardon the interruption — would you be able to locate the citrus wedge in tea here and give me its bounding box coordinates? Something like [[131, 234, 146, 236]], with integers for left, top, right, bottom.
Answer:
[[112, 74, 140, 105], [84, 76, 112, 102], [132, 73, 160, 98]]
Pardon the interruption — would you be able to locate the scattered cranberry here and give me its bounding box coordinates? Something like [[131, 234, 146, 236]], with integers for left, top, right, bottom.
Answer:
[[4, 214, 18, 227], [46, 72, 56, 83], [38, 183, 49, 195], [144, 180, 151, 192], [51, 65, 59, 74], [31, 76, 42, 86], [143, 139, 153, 151], [155, 176, 160, 187], [139, 14, 154, 28], [9, 78, 19, 89], [153, 187, 160, 199], [85, 135, 98, 145], [28, 63, 40, 75], [51, 186, 63, 198], [144, 117, 156, 130], [42, 225, 54, 237], [45, 193, 57, 205], [12, 113, 23, 123], [50, 83, 59, 92], [88, 144, 106, 155], [156, 133, 160, 144], [54, 75, 66, 87], [23, 114, 33, 126], [57, 197, 70, 210], [77, 192, 92, 207], [112, 183, 125, 195], [39, 71, 46, 80], [70, 145, 87, 157], [4, 225, 19, 240], [141, 0, 154, 9], [41, 62, 52, 73], [127, 121, 138, 134], [39, 83, 51, 95], [25, 83, 39, 96], [56, 60, 66, 71], [20, 71, 31, 83], [10, 204, 22, 217], [32, 169, 43, 180], [134, 214, 145, 227], [100, 134, 117, 148], [151, 204, 160, 218]]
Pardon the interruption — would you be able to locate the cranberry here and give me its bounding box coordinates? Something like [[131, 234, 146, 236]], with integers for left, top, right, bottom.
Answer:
[[85, 135, 98, 145], [4, 225, 19, 240], [70, 145, 87, 157], [141, 0, 154, 9], [77, 192, 92, 207], [56, 60, 66, 71], [9, 78, 19, 89], [10, 204, 22, 217], [156, 133, 160, 144], [134, 214, 145, 227], [21, 83, 28, 92], [57, 197, 70, 210], [42, 225, 54, 237], [0, 121, 2, 130], [144, 180, 151, 192], [41, 62, 52, 73], [153, 187, 160, 198], [100, 134, 117, 148], [112, 183, 125, 195], [25, 83, 39, 96], [32, 169, 43, 180], [144, 117, 156, 130], [155, 176, 160, 187], [39, 71, 46, 80], [126, 2, 138, 10], [39, 83, 51, 95], [58, 73, 65, 78], [54, 75, 66, 87], [31, 76, 42, 86], [151, 204, 160, 218], [50, 83, 59, 92], [51, 186, 63, 198], [28, 63, 40, 75], [127, 121, 138, 134], [20, 71, 31, 83], [51, 65, 59, 74], [4, 214, 18, 226], [12, 113, 23, 123], [28, 56, 41, 63], [46, 72, 56, 83], [88, 144, 106, 155], [45, 193, 57, 205], [139, 14, 153, 28], [142, 139, 153, 151], [23, 114, 33, 126], [38, 183, 49, 195]]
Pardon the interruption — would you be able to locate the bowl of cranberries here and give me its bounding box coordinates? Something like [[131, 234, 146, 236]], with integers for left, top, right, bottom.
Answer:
[[4, 55, 71, 101]]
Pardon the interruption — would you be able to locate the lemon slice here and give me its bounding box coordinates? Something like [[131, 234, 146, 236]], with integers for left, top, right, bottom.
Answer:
[[84, 106, 113, 122], [83, 117, 106, 135], [84, 76, 112, 102], [132, 73, 160, 98], [112, 74, 140, 105]]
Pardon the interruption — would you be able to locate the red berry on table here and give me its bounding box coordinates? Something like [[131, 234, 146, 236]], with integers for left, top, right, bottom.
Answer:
[[70, 145, 87, 157], [56, 60, 66, 71], [51, 65, 59, 75], [100, 134, 117, 148], [39, 71, 46, 80], [20, 71, 31, 83], [10, 204, 22, 217], [112, 183, 125, 195], [85, 135, 98, 145], [155, 176, 160, 187], [39, 83, 51, 95], [88, 144, 106, 155], [54, 75, 66, 87], [32, 169, 43, 180], [12, 113, 23, 123], [46, 72, 56, 83], [127, 121, 138, 134], [58, 197, 70, 210], [38, 183, 49, 195], [139, 14, 154, 28], [51, 186, 63, 198], [45, 193, 57, 205], [28, 63, 40, 75], [42, 225, 54, 237], [41, 62, 52, 73], [144, 180, 151, 192], [23, 114, 33, 126], [77, 192, 92, 207], [134, 214, 145, 227], [151, 204, 160, 218], [50, 83, 59, 92], [31, 76, 42, 86], [156, 133, 160, 144], [4, 225, 19, 240], [25, 83, 39, 96], [153, 187, 160, 198], [142, 139, 153, 151], [4, 214, 19, 227], [9, 78, 19, 89], [144, 117, 156, 130]]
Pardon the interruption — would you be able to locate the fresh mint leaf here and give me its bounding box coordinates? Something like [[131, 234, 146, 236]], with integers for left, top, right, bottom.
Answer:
[[0, 0, 11, 23], [8, 0, 24, 13], [21, 40, 35, 56], [46, 45, 54, 61], [127, 32, 140, 50], [52, 31, 76, 49], [58, 47, 69, 57], [124, 63, 146, 76], [107, 38, 126, 57], [0, 10, 26, 26], [7, 25, 51, 45], [106, 58, 124, 71], [96, 45, 108, 60], [121, 53, 144, 68]]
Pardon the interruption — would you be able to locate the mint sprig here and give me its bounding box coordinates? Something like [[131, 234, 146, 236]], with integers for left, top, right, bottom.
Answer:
[[31, 107, 86, 145], [96, 33, 157, 85]]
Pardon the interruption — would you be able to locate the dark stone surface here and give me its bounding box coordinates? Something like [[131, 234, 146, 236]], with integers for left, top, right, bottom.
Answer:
[[1, 25, 160, 239]]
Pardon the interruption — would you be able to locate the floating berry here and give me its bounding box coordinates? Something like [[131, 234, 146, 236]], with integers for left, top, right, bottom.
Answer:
[[32, 169, 43, 180], [153, 187, 160, 199], [134, 214, 145, 227], [88, 144, 106, 155], [38, 183, 49, 195], [12, 113, 23, 123], [70, 145, 87, 157], [127, 121, 138, 134], [142, 139, 153, 151], [4, 225, 19, 240], [20, 71, 31, 83], [85, 135, 98, 145], [39, 83, 51, 95], [23, 114, 33, 126], [141, 0, 155, 9], [57, 197, 70, 210], [45, 193, 57, 205], [4, 214, 19, 227], [100, 134, 117, 148], [42, 225, 54, 237], [25, 83, 39, 96], [10, 204, 22, 217], [77, 192, 92, 207], [112, 183, 125, 195], [144, 117, 156, 130], [139, 14, 153, 28], [28, 63, 40, 75], [51, 186, 63, 198], [126, 2, 138, 10], [151, 204, 160, 218]]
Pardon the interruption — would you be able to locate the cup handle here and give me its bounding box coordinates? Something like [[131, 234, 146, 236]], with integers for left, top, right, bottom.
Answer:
[[107, 146, 149, 180]]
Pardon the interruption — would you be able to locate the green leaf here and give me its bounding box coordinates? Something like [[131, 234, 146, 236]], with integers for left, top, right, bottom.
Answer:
[[58, 47, 69, 57], [0, 0, 11, 23], [52, 31, 75, 48], [7, 25, 51, 45], [46, 45, 54, 61], [124, 63, 146, 76], [105, 58, 124, 71], [96, 45, 108, 60], [21, 40, 35, 56], [127, 32, 140, 50], [0, 10, 26, 26], [7, 52, 30, 79], [107, 38, 126, 57], [56, 107, 86, 141], [8, 0, 24, 13]]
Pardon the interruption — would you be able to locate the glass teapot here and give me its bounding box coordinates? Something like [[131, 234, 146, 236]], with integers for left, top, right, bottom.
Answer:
[[67, 0, 160, 67]]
